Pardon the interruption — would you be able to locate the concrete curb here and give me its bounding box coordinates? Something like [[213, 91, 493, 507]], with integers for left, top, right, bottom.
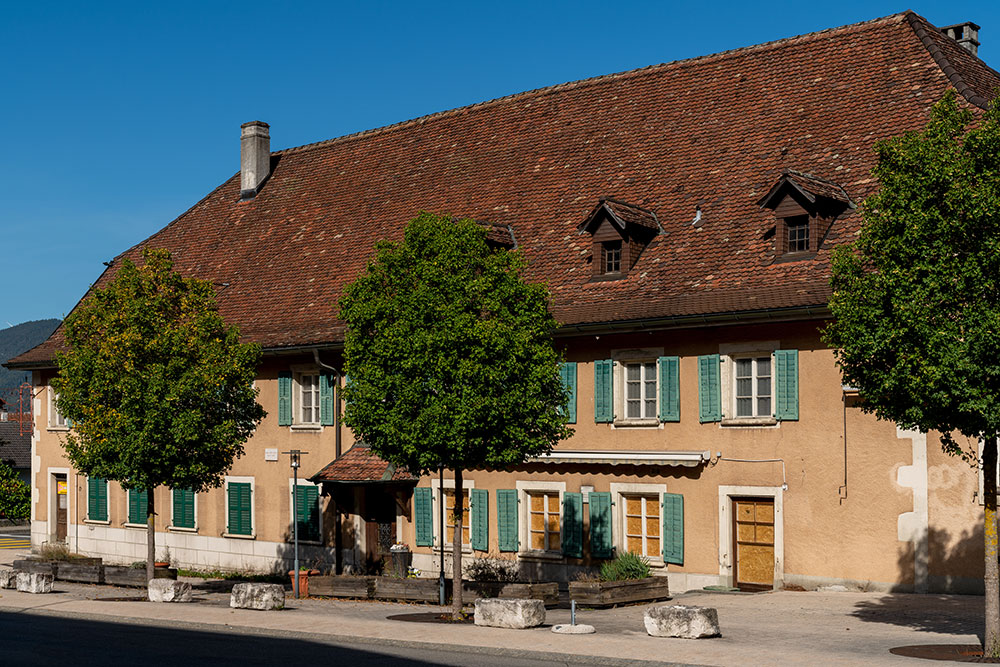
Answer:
[[5, 606, 710, 667]]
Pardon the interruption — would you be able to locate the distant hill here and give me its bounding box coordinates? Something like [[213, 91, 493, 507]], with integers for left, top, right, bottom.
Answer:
[[0, 319, 60, 394]]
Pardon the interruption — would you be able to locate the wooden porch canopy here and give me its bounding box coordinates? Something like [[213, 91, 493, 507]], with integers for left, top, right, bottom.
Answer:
[[309, 443, 418, 486]]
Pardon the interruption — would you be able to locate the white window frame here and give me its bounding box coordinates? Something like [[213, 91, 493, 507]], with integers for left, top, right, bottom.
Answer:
[[720, 341, 780, 427], [48, 387, 68, 430], [124, 488, 150, 529], [610, 482, 667, 567], [288, 478, 323, 545], [430, 478, 474, 553], [516, 480, 566, 559], [611, 347, 664, 428], [168, 487, 199, 532], [732, 355, 773, 419], [83, 476, 111, 525], [224, 476, 256, 539]]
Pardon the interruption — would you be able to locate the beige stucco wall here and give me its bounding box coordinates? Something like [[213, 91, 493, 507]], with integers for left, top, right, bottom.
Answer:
[[28, 321, 987, 589]]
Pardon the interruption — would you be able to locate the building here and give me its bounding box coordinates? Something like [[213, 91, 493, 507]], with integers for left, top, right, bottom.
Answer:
[[7, 12, 997, 592]]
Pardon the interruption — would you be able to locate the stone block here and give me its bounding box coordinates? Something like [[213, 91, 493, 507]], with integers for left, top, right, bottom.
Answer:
[[230, 582, 285, 611], [148, 579, 193, 603], [0, 569, 16, 589], [644, 605, 720, 639], [474, 598, 545, 629], [16, 572, 54, 594]]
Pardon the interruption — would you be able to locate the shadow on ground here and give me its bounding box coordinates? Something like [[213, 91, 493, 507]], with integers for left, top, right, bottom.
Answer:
[[850, 594, 982, 641]]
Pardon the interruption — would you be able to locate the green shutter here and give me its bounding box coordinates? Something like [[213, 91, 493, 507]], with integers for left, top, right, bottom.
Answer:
[[588, 492, 613, 559], [173, 488, 195, 529], [88, 477, 108, 522], [320, 372, 335, 426], [295, 485, 320, 542], [775, 349, 799, 421], [470, 488, 488, 551], [594, 359, 614, 423], [662, 493, 684, 565], [278, 371, 293, 426], [497, 489, 519, 552], [698, 354, 722, 423], [413, 487, 433, 547], [658, 356, 680, 422], [562, 492, 583, 558], [228, 482, 252, 535], [559, 362, 578, 424], [129, 489, 148, 524]]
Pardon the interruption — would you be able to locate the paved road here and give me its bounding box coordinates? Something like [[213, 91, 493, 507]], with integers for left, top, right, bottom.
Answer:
[[0, 609, 678, 666], [0, 535, 30, 549]]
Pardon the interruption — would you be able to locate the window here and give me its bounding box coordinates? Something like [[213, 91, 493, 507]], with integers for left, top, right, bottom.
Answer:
[[49, 389, 67, 429], [87, 477, 108, 522], [443, 488, 470, 546], [127, 489, 149, 525], [623, 495, 660, 558], [786, 216, 809, 252], [602, 241, 622, 274], [226, 479, 254, 537], [734, 356, 772, 418], [172, 488, 196, 529], [298, 373, 320, 425], [527, 491, 561, 552], [292, 483, 321, 543], [624, 361, 657, 420]]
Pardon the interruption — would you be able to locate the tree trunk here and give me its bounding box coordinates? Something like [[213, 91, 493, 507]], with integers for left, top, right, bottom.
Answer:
[[146, 488, 156, 585], [452, 468, 464, 619], [985, 437, 999, 656]]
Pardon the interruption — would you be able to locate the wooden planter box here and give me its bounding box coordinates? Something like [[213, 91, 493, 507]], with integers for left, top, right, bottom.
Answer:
[[103, 566, 177, 587], [568, 577, 670, 608], [309, 575, 374, 599], [373, 576, 450, 603], [13, 559, 56, 576], [463, 581, 560, 606], [56, 563, 104, 584]]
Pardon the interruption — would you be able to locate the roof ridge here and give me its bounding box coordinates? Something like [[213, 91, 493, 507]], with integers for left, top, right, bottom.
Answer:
[[904, 10, 1000, 109], [276, 12, 911, 157]]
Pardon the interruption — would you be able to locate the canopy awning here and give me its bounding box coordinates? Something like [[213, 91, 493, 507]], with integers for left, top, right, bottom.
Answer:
[[527, 450, 710, 467]]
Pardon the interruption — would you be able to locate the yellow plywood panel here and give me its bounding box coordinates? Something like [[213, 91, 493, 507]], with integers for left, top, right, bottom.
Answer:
[[530, 512, 544, 530], [755, 502, 774, 524], [648, 538, 660, 556], [627, 515, 642, 533], [737, 523, 756, 542], [646, 517, 660, 537], [647, 502, 660, 520], [550, 533, 560, 551], [756, 524, 775, 544], [736, 502, 755, 521], [531, 532, 545, 550], [531, 495, 543, 511], [627, 536, 642, 553], [446, 526, 455, 542], [626, 497, 642, 514], [738, 544, 774, 585], [547, 516, 560, 534], [547, 494, 559, 512]]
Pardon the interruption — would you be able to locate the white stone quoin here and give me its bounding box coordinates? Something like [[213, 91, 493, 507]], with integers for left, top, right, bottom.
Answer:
[[0, 569, 16, 589], [148, 579, 193, 603], [16, 572, 54, 594], [230, 582, 285, 610], [474, 598, 546, 629], [644, 605, 721, 639]]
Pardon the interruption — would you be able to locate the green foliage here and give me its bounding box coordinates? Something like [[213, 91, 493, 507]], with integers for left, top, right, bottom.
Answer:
[[825, 91, 1000, 455], [339, 212, 572, 474], [52, 248, 265, 492], [464, 555, 519, 583], [0, 459, 29, 520], [599, 551, 651, 581]]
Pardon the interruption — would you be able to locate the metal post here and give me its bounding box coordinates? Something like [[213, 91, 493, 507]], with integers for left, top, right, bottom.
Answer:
[[439, 466, 445, 606], [571, 599, 576, 626], [282, 449, 308, 599]]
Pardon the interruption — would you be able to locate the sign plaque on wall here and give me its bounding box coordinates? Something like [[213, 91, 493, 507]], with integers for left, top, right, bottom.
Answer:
[[265, 448, 279, 462]]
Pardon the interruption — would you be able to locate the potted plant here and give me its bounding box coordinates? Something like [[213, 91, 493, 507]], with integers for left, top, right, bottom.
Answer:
[[154, 547, 171, 569], [289, 565, 321, 597]]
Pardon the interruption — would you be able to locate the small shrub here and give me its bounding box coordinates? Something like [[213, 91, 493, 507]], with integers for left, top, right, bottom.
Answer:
[[599, 552, 651, 581], [37, 542, 72, 561], [574, 569, 601, 582], [464, 556, 518, 583]]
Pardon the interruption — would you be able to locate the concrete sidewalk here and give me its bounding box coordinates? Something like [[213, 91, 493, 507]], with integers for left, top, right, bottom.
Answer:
[[0, 573, 984, 666]]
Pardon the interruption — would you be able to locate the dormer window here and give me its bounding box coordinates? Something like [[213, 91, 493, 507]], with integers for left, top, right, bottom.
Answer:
[[578, 198, 662, 280], [758, 170, 854, 259], [602, 241, 622, 274]]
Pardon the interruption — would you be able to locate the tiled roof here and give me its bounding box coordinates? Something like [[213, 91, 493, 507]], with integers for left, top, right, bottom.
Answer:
[[309, 444, 417, 484], [9, 11, 1000, 367], [758, 169, 855, 209], [580, 198, 661, 233], [0, 421, 30, 470]]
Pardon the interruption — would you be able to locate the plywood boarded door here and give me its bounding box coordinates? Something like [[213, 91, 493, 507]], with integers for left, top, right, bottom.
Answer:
[[733, 498, 774, 591]]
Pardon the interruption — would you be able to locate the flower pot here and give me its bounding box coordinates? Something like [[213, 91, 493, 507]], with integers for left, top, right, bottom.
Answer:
[[289, 569, 320, 597], [154, 562, 170, 569]]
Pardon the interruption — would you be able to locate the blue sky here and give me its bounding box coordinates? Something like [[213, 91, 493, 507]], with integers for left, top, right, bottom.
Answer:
[[2, 1, 998, 327]]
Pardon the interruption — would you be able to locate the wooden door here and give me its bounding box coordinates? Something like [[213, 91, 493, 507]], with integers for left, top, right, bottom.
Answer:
[[55, 475, 68, 541], [733, 498, 774, 591]]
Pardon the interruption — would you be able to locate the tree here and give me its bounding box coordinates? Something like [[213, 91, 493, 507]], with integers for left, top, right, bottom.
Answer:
[[0, 460, 29, 522], [339, 213, 572, 618], [52, 248, 264, 583], [824, 91, 1000, 654]]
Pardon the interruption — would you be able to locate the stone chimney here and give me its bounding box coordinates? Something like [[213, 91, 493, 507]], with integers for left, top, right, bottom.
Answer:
[[941, 22, 981, 57], [240, 121, 271, 200]]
